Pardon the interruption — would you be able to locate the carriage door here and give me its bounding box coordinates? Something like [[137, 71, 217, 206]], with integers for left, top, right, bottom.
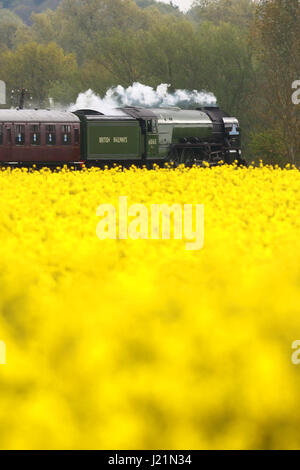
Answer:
[[3, 123, 12, 162], [145, 119, 159, 159]]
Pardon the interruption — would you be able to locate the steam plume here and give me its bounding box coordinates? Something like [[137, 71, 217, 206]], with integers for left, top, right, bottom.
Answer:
[[69, 82, 217, 115]]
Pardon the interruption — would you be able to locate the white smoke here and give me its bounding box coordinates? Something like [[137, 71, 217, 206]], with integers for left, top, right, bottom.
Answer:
[[68, 88, 124, 115], [69, 82, 217, 115]]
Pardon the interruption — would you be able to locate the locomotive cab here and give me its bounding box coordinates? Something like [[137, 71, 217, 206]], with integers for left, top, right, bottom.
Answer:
[[120, 107, 159, 160], [145, 118, 159, 159]]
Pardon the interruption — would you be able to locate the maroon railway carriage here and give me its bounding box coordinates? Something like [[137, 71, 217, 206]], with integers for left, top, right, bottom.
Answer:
[[0, 110, 81, 166]]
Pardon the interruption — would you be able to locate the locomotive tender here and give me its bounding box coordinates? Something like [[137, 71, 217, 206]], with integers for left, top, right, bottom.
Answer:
[[0, 106, 243, 167]]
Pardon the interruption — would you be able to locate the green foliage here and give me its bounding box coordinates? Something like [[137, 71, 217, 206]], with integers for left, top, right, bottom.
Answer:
[[188, 0, 255, 28], [134, 0, 181, 14], [1, 0, 61, 23], [196, 22, 255, 114], [0, 9, 24, 49], [248, 129, 287, 165], [0, 8, 23, 24], [1, 41, 78, 106], [252, 0, 300, 164]]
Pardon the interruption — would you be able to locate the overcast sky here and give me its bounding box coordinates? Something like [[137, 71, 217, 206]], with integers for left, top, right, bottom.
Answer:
[[159, 0, 194, 12]]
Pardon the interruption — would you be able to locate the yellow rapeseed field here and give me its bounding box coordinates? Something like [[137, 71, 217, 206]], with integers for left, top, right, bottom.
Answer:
[[0, 163, 300, 450]]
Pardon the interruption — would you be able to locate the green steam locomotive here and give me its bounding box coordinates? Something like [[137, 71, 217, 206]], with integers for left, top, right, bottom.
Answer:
[[76, 106, 244, 167]]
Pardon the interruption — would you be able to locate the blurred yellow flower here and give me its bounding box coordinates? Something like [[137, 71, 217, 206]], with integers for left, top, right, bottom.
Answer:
[[0, 164, 299, 449]]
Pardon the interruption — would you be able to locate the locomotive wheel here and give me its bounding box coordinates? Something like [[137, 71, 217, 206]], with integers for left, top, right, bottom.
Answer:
[[183, 149, 198, 167], [168, 148, 183, 167]]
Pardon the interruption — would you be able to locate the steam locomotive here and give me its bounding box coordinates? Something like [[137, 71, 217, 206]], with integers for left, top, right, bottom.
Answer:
[[0, 105, 244, 167]]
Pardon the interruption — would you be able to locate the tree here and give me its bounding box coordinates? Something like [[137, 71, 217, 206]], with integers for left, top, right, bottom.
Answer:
[[31, 0, 152, 65], [134, 0, 181, 15], [142, 15, 203, 89], [91, 11, 202, 89], [0, 8, 23, 49], [1, 41, 77, 106], [1, 0, 61, 24], [196, 22, 256, 121], [189, 0, 256, 28], [251, 0, 300, 163]]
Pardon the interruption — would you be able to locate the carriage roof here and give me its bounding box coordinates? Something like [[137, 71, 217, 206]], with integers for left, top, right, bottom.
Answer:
[[0, 110, 80, 123]]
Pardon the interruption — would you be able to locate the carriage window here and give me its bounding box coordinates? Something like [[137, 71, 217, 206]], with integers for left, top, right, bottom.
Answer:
[[46, 125, 56, 145], [74, 128, 79, 145], [15, 125, 25, 145], [30, 125, 40, 145], [62, 125, 71, 145], [6, 128, 11, 144], [0, 125, 3, 145]]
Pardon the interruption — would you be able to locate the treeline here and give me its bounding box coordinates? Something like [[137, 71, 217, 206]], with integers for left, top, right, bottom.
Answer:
[[0, 0, 299, 164], [0, 0, 180, 23]]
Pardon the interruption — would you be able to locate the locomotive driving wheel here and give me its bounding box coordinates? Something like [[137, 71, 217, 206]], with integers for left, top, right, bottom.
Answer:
[[168, 148, 196, 167], [168, 148, 183, 167]]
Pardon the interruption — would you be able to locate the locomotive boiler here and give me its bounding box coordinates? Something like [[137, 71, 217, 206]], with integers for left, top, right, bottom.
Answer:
[[0, 105, 244, 167]]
